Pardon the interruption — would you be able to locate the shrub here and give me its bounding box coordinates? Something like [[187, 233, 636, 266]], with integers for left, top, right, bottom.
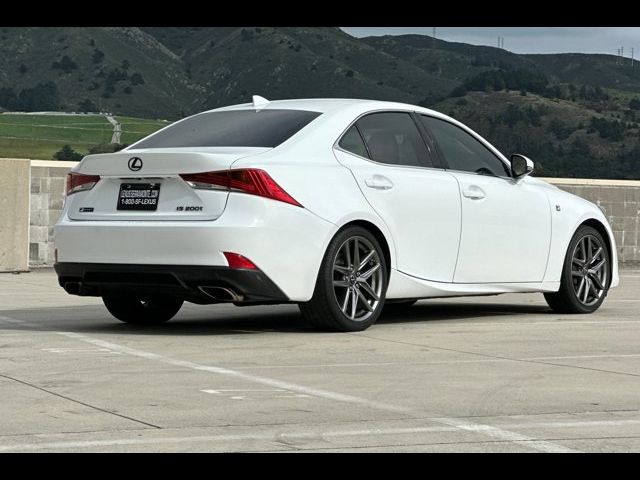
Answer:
[[53, 145, 83, 161]]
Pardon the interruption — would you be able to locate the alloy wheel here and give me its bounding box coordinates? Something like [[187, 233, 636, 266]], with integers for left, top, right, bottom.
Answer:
[[332, 235, 383, 322], [571, 234, 608, 307]]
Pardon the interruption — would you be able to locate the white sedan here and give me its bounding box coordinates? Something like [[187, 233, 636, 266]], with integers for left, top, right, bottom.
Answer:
[[54, 97, 618, 331]]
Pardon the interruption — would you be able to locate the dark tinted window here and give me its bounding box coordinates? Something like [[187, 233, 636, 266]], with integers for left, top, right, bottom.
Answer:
[[133, 109, 321, 149], [356, 112, 432, 167], [338, 126, 369, 158], [421, 115, 510, 177]]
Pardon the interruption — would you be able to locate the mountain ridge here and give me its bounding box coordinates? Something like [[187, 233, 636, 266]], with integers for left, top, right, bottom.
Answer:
[[1, 27, 639, 178]]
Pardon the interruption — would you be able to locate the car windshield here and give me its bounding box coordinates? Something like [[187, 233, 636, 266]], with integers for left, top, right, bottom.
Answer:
[[133, 109, 322, 149]]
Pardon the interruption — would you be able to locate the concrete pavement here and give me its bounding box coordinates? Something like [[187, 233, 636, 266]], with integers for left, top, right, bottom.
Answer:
[[1, 268, 639, 452]]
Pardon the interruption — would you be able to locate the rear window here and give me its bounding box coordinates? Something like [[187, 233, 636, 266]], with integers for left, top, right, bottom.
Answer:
[[133, 109, 322, 149]]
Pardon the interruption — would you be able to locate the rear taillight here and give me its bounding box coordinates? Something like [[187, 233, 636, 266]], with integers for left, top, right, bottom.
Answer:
[[180, 168, 302, 207], [66, 172, 100, 196]]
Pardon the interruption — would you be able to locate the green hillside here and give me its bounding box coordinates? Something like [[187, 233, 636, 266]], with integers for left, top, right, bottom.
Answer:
[[0, 114, 167, 159]]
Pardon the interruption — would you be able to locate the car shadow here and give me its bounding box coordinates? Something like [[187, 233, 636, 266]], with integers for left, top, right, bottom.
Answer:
[[1, 300, 552, 336]]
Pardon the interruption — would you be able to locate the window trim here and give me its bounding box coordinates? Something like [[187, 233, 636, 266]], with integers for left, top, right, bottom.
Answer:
[[418, 113, 514, 179], [333, 109, 446, 172]]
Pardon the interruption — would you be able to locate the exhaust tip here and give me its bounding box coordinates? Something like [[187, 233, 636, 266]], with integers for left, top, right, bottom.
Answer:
[[199, 286, 242, 302]]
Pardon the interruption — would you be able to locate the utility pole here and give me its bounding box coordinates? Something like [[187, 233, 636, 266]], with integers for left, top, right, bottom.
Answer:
[[502, 37, 505, 49], [433, 27, 436, 48], [632, 47, 634, 67]]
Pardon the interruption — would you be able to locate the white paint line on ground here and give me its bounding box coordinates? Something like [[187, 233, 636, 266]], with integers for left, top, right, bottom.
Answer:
[[54, 330, 411, 414], [430, 416, 577, 453], [41, 347, 121, 355], [227, 353, 640, 370], [1, 417, 639, 452], [201, 388, 311, 400], [381, 320, 640, 328], [527, 354, 640, 361], [202, 389, 288, 394], [0, 314, 576, 453]]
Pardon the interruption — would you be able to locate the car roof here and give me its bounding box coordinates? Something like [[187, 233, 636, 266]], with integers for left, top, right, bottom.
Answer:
[[210, 97, 443, 117]]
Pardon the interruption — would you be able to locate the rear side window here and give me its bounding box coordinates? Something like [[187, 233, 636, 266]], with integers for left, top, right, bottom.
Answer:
[[133, 109, 322, 149], [420, 115, 511, 177], [355, 112, 433, 168], [338, 126, 370, 158]]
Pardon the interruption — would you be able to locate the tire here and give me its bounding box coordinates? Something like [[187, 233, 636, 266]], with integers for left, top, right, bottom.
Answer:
[[544, 225, 610, 314], [102, 295, 183, 324], [299, 226, 388, 332]]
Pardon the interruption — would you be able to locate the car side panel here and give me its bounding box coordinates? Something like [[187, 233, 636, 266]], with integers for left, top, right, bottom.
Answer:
[[231, 154, 399, 273]]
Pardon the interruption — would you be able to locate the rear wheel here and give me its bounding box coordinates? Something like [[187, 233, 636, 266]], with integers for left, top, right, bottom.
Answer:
[[102, 295, 183, 324], [300, 226, 388, 332], [544, 225, 610, 314]]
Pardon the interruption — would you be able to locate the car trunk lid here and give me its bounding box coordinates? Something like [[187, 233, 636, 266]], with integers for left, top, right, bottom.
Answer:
[[66, 147, 270, 221]]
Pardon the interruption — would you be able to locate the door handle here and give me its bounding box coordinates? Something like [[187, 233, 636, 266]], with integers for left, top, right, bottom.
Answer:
[[462, 185, 486, 200], [365, 175, 393, 190]]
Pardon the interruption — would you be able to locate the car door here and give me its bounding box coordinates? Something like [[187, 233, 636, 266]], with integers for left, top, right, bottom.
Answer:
[[333, 111, 461, 283], [420, 114, 551, 284]]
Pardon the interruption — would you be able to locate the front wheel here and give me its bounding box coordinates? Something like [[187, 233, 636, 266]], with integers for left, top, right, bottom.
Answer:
[[299, 226, 388, 332], [544, 225, 610, 314], [102, 295, 183, 324]]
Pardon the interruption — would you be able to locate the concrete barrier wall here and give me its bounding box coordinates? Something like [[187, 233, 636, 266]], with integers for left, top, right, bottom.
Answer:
[[29, 160, 76, 266], [0, 159, 30, 272], [539, 178, 640, 265], [0, 158, 639, 269]]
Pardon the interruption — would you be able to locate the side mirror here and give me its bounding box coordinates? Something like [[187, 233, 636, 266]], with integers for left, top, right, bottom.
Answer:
[[510, 154, 534, 178]]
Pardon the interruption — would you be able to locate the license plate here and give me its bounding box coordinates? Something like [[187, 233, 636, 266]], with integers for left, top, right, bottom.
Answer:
[[117, 183, 160, 211]]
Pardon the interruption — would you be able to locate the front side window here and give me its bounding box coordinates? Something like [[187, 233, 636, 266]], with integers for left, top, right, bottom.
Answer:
[[354, 112, 433, 168], [420, 115, 510, 177], [133, 109, 322, 149]]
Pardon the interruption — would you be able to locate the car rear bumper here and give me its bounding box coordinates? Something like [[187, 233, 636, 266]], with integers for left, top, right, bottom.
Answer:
[[54, 193, 337, 301], [54, 262, 289, 304]]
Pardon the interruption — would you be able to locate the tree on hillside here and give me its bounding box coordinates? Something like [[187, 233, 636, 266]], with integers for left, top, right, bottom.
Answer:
[[590, 117, 625, 141], [51, 55, 78, 74], [0, 87, 19, 109], [130, 73, 145, 85], [78, 98, 97, 112], [629, 98, 640, 110], [91, 49, 105, 64], [53, 145, 83, 161], [17, 82, 60, 111]]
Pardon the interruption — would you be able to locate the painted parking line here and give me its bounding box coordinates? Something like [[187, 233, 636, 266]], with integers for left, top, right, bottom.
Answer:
[[201, 388, 312, 400], [0, 314, 577, 453], [1, 417, 639, 452], [41, 347, 121, 355], [229, 353, 640, 370]]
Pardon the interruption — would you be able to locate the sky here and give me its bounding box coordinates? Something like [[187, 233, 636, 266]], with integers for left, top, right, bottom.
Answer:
[[340, 27, 640, 56]]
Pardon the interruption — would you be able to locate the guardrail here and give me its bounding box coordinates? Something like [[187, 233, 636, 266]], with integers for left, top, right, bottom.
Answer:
[[0, 158, 638, 271]]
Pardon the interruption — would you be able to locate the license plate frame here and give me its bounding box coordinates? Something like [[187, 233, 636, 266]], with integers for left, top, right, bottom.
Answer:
[[117, 183, 161, 211]]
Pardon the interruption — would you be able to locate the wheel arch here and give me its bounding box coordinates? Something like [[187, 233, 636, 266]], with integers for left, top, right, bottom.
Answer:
[[336, 219, 393, 278], [579, 217, 615, 286]]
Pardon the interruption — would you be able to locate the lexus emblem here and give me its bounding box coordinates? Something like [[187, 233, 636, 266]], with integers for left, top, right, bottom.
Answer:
[[128, 157, 143, 172]]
